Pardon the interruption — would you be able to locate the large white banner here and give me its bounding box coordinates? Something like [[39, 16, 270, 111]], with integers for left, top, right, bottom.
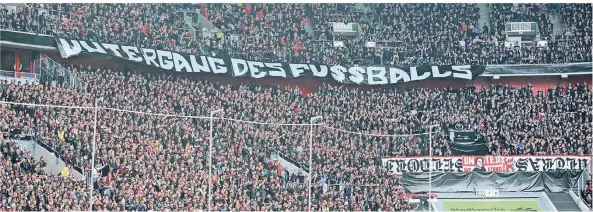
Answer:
[[382, 155, 591, 175]]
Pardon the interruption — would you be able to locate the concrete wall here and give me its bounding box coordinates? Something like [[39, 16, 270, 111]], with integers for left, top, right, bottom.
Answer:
[[10, 139, 85, 181], [271, 152, 310, 181]]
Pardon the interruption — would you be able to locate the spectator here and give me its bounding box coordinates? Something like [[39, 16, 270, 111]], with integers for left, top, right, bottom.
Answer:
[[2, 3, 591, 65], [2, 62, 591, 210], [0, 3, 591, 211]]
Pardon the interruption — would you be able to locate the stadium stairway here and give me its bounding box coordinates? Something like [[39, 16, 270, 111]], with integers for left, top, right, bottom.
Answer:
[[355, 3, 373, 14], [478, 3, 491, 31], [303, 4, 317, 39], [550, 7, 565, 38], [9, 139, 85, 181], [194, 10, 217, 34], [546, 192, 583, 211], [271, 152, 310, 182]]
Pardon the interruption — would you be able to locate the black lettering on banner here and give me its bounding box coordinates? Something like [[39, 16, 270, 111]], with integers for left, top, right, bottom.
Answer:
[[573, 158, 587, 170], [384, 156, 589, 174], [383, 157, 467, 174], [382, 160, 390, 173], [434, 158, 443, 172], [515, 158, 529, 171], [384, 159, 405, 174], [454, 158, 464, 172], [566, 158, 576, 170], [574, 158, 588, 170], [445, 158, 456, 172], [514, 157, 590, 171], [547, 157, 563, 170], [543, 158, 555, 170], [420, 159, 430, 172], [438, 158, 462, 172], [528, 158, 541, 171], [395, 159, 406, 173], [432, 158, 448, 172], [55, 37, 485, 85], [407, 159, 420, 172]]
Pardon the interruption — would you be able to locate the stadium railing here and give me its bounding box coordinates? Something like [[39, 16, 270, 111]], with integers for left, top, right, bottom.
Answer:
[[35, 54, 88, 92]]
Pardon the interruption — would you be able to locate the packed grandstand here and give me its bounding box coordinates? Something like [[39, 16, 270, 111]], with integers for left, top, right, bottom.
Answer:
[[0, 2, 592, 212]]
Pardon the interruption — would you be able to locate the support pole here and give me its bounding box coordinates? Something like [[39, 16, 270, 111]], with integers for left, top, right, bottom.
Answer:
[[89, 98, 101, 211], [308, 116, 322, 212], [427, 124, 438, 212], [208, 109, 223, 212]]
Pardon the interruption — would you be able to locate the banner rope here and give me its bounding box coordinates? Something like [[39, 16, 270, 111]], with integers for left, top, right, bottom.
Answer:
[[0, 101, 322, 126], [321, 125, 438, 137]]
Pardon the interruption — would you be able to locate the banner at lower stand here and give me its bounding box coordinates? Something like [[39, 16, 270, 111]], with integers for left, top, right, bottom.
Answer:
[[381, 155, 591, 175]]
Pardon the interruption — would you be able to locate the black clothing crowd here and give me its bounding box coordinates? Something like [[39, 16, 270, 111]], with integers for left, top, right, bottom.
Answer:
[[1, 3, 591, 65], [1, 62, 591, 210], [0, 2, 591, 211]]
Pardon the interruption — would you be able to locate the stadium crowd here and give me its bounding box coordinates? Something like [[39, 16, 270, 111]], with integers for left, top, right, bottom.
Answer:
[[489, 4, 553, 38], [0, 2, 592, 211], [1, 3, 591, 65], [202, 3, 313, 63], [1, 60, 592, 210], [1, 135, 90, 211], [583, 174, 592, 208]]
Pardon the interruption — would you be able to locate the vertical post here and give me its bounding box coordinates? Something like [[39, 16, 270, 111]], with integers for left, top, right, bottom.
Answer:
[[208, 109, 223, 212], [427, 124, 438, 212], [428, 127, 432, 212], [308, 116, 322, 212], [89, 98, 101, 211]]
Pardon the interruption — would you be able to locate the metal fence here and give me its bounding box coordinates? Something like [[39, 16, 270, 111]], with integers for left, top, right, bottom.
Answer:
[[0, 69, 40, 80], [35, 54, 88, 92], [0, 4, 63, 35], [573, 159, 592, 208]]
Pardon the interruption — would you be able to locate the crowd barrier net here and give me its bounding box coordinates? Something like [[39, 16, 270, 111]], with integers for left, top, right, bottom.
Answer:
[[0, 99, 449, 211], [0, 100, 93, 211], [92, 107, 210, 211], [315, 124, 438, 211], [213, 115, 311, 211]]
